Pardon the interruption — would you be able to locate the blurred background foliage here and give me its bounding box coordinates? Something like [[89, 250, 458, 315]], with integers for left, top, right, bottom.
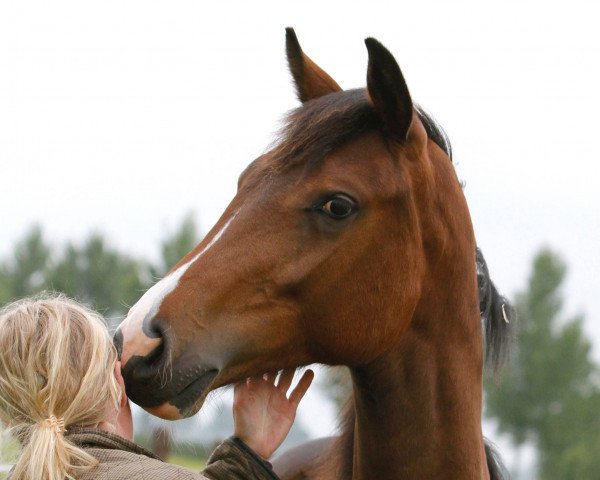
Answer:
[[0, 215, 198, 327], [485, 249, 600, 479], [0, 215, 203, 469], [1, 222, 598, 478]]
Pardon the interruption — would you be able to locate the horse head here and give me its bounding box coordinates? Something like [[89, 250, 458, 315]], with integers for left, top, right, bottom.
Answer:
[[116, 29, 475, 421]]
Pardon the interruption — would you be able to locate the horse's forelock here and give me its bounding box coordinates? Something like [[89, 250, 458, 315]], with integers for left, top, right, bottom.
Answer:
[[272, 88, 381, 171], [271, 91, 453, 175]]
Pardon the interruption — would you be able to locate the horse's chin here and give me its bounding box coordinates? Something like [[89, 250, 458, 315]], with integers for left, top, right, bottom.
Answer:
[[143, 368, 219, 420], [144, 402, 187, 420]]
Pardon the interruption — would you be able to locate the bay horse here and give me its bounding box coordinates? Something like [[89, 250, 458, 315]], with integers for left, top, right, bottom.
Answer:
[[115, 29, 512, 479]]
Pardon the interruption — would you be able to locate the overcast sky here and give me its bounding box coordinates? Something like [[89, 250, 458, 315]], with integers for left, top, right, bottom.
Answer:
[[1, 0, 599, 466]]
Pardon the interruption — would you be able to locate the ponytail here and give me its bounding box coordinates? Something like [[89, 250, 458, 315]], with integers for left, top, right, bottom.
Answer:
[[10, 418, 97, 480], [0, 295, 122, 480]]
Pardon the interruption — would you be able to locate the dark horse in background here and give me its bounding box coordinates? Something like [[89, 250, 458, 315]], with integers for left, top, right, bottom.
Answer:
[[115, 29, 514, 479]]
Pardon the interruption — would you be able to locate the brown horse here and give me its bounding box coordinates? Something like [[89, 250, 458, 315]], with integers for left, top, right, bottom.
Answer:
[[116, 29, 512, 479]]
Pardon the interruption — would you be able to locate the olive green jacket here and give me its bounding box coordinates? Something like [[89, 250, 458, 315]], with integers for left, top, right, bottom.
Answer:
[[72, 428, 279, 480], [10, 428, 279, 480]]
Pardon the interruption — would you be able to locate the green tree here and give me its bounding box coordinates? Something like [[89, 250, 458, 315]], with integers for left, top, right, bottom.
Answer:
[[0, 217, 201, 324], [0, 228, 148, 329], [486, 248, 600, 479], [151, 214, 201, 278], [0, 226, 51, 304], [47, 233, 148, 324]]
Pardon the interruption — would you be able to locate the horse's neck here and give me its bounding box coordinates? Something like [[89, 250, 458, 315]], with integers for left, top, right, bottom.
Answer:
[[345, 303, 487, 479]]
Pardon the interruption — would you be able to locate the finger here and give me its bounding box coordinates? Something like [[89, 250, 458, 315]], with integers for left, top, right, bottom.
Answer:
[[247, 376, 262, 387], [289, 369, 314, 407], [277, 368, 295, 394], [264, 371, 277, 384]]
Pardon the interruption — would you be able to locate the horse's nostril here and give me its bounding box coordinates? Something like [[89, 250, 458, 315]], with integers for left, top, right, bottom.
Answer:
[[121, 333, 173, 409], [127, 318, 170, 372], [144, 338, 166, 367], [119, 316, 175, 408], [142, 315, 166, 339], [122, 339, 166, 384]]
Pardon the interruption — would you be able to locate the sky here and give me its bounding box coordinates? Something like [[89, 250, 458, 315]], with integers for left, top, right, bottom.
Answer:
[[1, 0, 599, 472]]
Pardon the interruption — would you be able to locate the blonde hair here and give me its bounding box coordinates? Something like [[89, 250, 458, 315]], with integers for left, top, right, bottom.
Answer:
[[0, 294, 122, 480]]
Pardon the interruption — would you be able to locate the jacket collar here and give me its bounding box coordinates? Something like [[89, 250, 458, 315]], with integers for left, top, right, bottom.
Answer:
[[66, 427, 160, 460]]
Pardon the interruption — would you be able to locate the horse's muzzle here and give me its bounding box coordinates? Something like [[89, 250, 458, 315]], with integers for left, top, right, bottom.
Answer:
[[114, 325, 218, 419]]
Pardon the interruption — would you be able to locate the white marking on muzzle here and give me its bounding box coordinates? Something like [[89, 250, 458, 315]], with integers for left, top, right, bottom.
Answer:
[[119, 213, 238, 359]]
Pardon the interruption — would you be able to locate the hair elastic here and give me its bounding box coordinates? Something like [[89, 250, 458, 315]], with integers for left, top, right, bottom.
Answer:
[[42, 415, 65, 434]]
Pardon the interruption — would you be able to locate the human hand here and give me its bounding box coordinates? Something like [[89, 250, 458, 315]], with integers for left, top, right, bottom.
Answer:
[[233, 368, 314, 459]]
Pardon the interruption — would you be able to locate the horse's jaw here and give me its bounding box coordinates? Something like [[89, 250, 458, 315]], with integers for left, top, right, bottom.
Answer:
[[140, 368, 219, 420]]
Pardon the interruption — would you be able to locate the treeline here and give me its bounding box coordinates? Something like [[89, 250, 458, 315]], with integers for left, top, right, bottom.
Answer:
[[0, 216, 199, 327], [486, 248, 600, 479]]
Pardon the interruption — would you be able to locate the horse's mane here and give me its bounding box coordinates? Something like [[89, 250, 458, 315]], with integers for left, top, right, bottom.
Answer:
[[484, 439, 512, 480], [477, 247, 516, 371], [414, 104, 453, 161]]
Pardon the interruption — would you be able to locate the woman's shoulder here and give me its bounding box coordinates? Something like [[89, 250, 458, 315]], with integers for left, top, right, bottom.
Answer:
[[82, 448, 204, 480], [67, 428, 207, 480], [65, 428, 279, 480]]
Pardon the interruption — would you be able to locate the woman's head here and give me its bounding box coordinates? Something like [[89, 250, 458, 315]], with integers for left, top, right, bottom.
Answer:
[[0, 294, 122, 480]]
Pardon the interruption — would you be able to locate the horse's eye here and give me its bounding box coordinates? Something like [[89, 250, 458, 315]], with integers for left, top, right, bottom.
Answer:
[[319, 195, 356, 219]]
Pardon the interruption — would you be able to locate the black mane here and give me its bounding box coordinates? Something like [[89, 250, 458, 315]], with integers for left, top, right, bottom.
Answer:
[[415, 104, 453, 161], [485, 439, 512, 480], [477, 247, 516, 371]]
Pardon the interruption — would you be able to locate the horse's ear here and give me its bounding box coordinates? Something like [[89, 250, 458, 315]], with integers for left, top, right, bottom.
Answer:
[[365, 38, 413, 141], [286, 27, 342, 103]]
